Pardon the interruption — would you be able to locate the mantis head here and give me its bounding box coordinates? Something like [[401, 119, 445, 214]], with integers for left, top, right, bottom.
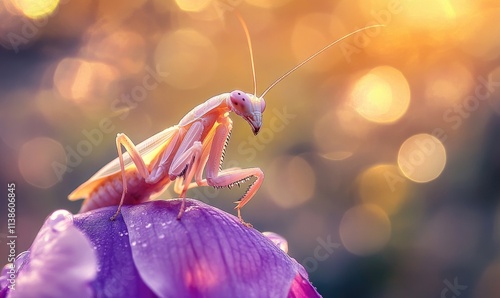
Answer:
[[229, 90, 266, 135], [231, 13, 384, 136]]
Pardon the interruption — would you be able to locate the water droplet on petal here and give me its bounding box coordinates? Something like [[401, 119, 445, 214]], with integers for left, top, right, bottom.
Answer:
[[131, 241, 137, 246], [262, 232, 289, 253], [158, 234, 165, 239], [141, 243, 148, 248], [145, 223, 152, 229], [48, 210, 72, 230]]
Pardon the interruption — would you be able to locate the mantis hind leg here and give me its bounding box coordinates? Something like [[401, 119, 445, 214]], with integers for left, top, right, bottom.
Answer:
[[169, 141, 203, 219], [168, 121, 204, 219]]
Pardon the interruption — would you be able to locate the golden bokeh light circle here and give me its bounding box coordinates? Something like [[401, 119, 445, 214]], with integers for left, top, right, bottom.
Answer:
[[398, 134, 447, 183], [351, 66, 410, 123], [13, 0, 60, 19]]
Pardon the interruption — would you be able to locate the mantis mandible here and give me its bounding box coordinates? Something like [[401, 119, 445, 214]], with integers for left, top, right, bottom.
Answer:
[[68, 14, 383, 227]]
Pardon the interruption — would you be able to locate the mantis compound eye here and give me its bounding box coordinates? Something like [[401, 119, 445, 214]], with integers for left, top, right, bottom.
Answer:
[[260, 98, 266, 113]]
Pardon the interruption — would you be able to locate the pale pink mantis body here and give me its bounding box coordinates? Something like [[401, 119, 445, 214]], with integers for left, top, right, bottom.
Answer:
[[68, 16, 383, 227]]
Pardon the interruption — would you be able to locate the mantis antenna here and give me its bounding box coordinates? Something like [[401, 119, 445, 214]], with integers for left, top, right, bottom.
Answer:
[[235, 11, 258, 97], [260, 24, 385, 98], [233, 12, 385, 99]]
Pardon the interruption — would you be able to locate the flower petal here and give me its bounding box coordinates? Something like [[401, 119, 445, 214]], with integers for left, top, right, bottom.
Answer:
[[9, 210, 97, 298], [262, 232, 321, 297], [287, 272, 322, 298], [121, 199, 299, 298], [73, 207, 156, 298], [2, 200, 321, 297]]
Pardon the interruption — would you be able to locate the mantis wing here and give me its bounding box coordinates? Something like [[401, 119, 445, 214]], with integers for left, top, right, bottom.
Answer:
[[68, 125, 180, 200]]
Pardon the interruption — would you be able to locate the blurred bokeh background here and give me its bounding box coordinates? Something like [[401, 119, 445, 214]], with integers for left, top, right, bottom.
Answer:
[[1, 0, 500, 297]]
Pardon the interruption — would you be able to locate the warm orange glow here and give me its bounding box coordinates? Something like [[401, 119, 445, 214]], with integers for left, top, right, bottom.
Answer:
[[246, 0, 292, 9], [358, 164, 408, 214], [398, 134, 447, 183], [53, 58, 90, 101], [53, 58, 117, 102], [175, 0, 212, 12], [3, 2, 499, 293], [290, 13, 342, 73], [351, 66, 410, 123], [12, 0, 59, 19], [86, 30, 147, 75], [339, 204, 391, 256], [458, 8, 500, 61], [424, 62, 474, 106], [155, 29, 216, 90], [96, 0, 148, 23], [399, 0, 458, 30], [18, 137, 66, 188], [353, 75, 393, 118]]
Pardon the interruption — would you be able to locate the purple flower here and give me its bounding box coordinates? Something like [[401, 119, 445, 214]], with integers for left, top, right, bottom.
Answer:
[[0, 210, 97, 298], [1, 199, 320, 297]]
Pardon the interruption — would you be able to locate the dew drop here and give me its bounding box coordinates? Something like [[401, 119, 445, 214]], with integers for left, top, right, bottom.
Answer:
[[131, 241, 137, 246], [48, 210, 71, 228], [141, 243, 148, 248], [158, 234, 165, 239], [145, 223, 152, 229]]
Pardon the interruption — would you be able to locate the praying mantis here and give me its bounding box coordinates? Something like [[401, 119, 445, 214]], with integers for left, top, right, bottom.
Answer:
[[68, 14, 383, 227]]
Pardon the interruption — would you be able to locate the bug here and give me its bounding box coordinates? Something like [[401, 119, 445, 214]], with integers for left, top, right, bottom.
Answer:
[[68, 14, 383, 227]]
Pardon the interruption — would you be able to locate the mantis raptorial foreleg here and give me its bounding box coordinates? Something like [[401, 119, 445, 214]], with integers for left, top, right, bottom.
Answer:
[[205, 117, 264, 227]]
